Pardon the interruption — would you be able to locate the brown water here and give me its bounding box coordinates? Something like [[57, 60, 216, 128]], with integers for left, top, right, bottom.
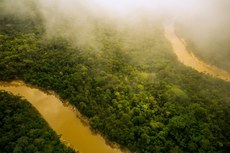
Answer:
[[0, 81, 123, 153], [164, 23, 230, 81]]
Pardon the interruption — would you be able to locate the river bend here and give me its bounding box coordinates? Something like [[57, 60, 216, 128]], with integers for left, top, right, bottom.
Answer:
[[164, 23, 230, 81], [0, 81, 122, 153]]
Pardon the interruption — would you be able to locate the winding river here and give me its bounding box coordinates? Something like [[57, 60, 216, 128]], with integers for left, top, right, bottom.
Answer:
[[1, 23, 230, 153], [164, 23, 230, 81], [0, 81, 123, 153]]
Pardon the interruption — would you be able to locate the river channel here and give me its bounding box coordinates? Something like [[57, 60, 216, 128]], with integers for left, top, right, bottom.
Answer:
[[1, 23, 229, 153], [0, 81, 123, 153], [164, 23, 230, 81]]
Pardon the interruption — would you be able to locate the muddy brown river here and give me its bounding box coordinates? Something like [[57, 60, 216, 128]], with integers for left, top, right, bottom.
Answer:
[[0, 81, 123, 153], [164, 23, 230, 81], [1, 23, 229, 153]]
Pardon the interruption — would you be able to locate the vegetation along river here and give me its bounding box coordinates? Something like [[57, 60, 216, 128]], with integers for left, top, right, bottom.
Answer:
[[1, 23, 229, 153], [164, 23, 230, 81], [0, 81, 123, 153]]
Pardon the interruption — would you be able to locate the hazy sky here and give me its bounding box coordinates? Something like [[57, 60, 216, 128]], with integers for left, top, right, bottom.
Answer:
[[2, 0, 229, 22], [1, 0, 229, 55]]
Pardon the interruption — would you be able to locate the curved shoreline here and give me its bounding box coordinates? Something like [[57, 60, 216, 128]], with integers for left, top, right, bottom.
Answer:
[[164, 23, 230, 81], [0, 80, 127, 153]]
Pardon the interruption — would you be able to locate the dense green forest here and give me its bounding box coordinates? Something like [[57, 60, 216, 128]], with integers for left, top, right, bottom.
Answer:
[[0, 3, 230, 153], [0, 91, 75, 153]]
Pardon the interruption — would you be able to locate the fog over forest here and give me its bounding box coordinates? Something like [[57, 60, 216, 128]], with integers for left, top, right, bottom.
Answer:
[[2, 0, 230, 48], [1, 1, 230, 153], [2, 0, 230, 71]]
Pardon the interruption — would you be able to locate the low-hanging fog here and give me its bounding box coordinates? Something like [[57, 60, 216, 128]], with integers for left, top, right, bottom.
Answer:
[[1, 0, 230, 70]]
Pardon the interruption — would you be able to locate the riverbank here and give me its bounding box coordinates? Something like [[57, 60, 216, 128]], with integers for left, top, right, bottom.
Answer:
[[164, 23, 230, 81], [0, 80, 128, 153], [0, 91, 75, 153]]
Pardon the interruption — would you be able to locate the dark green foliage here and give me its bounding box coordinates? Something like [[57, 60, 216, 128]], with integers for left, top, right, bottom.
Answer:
[[0, 91, 75, 153], [0, 12, 230, 153]]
